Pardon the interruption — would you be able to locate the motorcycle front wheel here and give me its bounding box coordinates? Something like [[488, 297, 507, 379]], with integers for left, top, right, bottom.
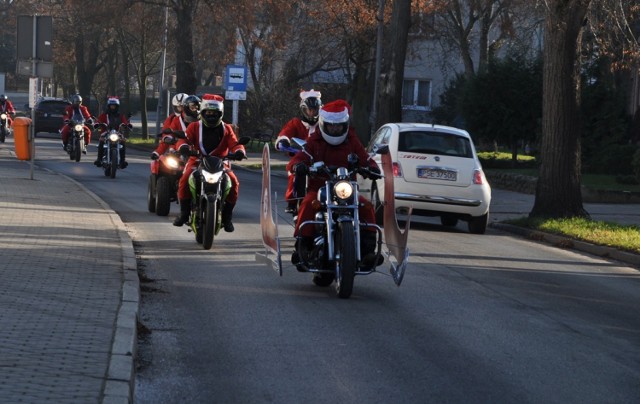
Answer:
[[109, 148, 118, 178], [147, 174, 157, 213], [0, 127, 6, 143], [73, 138, 81, 162], [202, 197, 217, 250], [155, 176, 172, 216], [335, 221, 356, 299]]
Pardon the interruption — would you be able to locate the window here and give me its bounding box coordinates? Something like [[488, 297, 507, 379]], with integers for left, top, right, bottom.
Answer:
[[402, 79, 431, 111]]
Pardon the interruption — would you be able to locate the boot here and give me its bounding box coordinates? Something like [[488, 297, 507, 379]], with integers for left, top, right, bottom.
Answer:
[[119, 146, 128, 169], [221, 203, 235, 232], [291, 236, 314, 271], [95, 144, 103, 166], [360, 232, 383, 269], [173, 199, 191, 226]]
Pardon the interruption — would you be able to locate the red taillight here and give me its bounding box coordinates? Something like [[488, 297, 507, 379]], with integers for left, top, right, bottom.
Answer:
[[473, 169, 484, 185], [392, 162, 403, 177]]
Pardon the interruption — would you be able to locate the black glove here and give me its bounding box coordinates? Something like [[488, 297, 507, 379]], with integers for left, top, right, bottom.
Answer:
[[294, 163, 308, 176], [276, 138, 290, 151], [150, 152, 159, 160], [366, 166, 382, 179], [64, 119, 70, 125], [162, 128, 173, 134], [179, 145, 191, 159], [93, 123, 101, 129], [231, 150, 246, 161], [174, 130, 186, 139]]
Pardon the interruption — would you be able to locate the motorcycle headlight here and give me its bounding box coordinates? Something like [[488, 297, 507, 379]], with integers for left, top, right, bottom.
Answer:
[[202, 170, 223, 184], [108, 133, 120, 142], [334, 181, 353, 201], [165, 156, 180, 169], [74, 124, 83, 132], [0, 113, 7, 120]]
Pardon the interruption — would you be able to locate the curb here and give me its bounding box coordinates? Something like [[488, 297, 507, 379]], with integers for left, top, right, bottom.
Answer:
[[40, 166, 139, 404], [490, 222, 640, 269]]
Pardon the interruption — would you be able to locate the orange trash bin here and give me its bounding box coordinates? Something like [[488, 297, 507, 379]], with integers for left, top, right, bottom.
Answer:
[[13, 117, 33, 160]]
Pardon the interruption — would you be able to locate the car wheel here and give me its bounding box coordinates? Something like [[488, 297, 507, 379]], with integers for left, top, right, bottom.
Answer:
[[468, 213, 489, 234]]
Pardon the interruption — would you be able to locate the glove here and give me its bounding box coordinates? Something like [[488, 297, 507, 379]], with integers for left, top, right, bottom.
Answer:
[[162, 128, 173, 134], [294, 163, 308, 176], [93, 123, 101, 129], [367, 166, 382, 179], [179, 145, 191, 159], [231, 150, 246, 161], [150, 152, 159, 160], [64, 119, 70, 125], [276, 138, 290, 151], [86, 118, 94, 125]]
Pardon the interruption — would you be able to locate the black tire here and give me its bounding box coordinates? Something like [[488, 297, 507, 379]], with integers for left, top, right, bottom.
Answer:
[[335, 221, 356, 299], [73, 138, 81, 162], [441, 215, 458, 227], [312, 273, 334, 287], [147, 174, 157, 213], [109, 148, 118, 178], [195, 206, 203, 244], [371, 184, 384, 226], [155, 176, 172, 216], [468, 213, 489, 234], [202, 198, 216, 250], [0, 127, 6, 143]]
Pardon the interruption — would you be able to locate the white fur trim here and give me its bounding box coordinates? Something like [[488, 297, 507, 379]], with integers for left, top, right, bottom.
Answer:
[[319, 107, 348, 123], [300, 89, 321, 100]]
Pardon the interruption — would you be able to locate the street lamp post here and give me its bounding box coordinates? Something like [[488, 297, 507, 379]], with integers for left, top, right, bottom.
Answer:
[[155, 1, 169, 134]]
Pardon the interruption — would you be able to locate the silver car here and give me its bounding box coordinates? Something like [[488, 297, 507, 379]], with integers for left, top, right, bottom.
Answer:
[[358, 123, 491, 234]]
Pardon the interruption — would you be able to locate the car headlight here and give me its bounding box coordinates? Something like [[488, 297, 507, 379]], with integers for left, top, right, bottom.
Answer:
[[202, 170, 223, 184], [74, 124, 83, 132], [334, 181, 353, 201], [108, 132, 120, 142]]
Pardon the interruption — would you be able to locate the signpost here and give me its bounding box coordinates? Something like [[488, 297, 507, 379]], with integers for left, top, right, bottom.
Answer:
[[16, 15, 53, 179], [224, 65, 247, 127]]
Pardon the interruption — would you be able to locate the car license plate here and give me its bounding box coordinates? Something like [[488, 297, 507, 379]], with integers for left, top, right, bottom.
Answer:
[[418, 167, 457, 181]]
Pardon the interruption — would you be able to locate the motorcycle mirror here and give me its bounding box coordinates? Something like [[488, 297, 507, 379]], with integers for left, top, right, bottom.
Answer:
[[237, 136, 251, 145], [292, 138, 306, 148], [373, 144, 389, 155]]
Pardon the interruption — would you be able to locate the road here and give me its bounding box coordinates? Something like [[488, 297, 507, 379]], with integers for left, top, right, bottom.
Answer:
[[32, 136, 640, 403]]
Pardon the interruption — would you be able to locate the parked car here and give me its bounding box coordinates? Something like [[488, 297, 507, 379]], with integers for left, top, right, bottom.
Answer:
[[358, 123, 492, 234], [32, 97, 70, 134]]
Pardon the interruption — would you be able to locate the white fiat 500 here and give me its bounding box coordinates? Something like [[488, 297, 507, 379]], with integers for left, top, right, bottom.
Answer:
[[358, 123, 491, 234]]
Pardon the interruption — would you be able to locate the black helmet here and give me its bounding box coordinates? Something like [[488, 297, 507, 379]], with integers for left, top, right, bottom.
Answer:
[[183, 95, 201, 123], [106, 97, 120, 113], [299, 89, 322, 125], [0, 94, 7, 103]]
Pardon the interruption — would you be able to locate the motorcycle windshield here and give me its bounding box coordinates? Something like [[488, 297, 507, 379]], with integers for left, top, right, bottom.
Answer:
[[71, 110, 84, 124], [201, 156, 224, 173]]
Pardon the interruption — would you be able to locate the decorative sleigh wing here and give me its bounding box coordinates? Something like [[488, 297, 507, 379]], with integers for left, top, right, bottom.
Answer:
[[381, 151, 411, 286], [255, 144, 283, 275]]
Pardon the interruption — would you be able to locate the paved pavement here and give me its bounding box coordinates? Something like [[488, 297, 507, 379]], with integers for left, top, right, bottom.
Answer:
[[0, 139, 138, 403], [0, 129, 639, 403]]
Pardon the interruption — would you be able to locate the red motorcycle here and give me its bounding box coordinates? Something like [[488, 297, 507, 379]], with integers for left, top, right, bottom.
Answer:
[[147, 133, 185, 216]]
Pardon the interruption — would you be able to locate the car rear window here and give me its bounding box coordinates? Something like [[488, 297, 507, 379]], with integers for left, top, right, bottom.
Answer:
[[38, 101, 68, 113], [398, 131, 473, 158]]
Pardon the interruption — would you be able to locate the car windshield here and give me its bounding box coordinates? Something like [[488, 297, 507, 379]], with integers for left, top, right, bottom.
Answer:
[[398, 131, 472, 158]]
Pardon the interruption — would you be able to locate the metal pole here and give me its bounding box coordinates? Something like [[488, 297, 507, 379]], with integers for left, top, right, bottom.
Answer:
[[29, 15, 38, 180], [370, 0, 385, 137], [155, 1, 169, 134]]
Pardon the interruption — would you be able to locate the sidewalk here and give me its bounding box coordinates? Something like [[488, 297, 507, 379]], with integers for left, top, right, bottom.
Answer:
[[0, 141, 138, 403]]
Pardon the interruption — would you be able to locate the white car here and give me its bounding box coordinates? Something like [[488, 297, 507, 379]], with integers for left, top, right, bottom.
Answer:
[[358, 123, 492, 234]]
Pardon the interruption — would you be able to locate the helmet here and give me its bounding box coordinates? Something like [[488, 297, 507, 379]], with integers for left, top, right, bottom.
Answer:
[[318, 100, 350, 146], [199, 94, 224, 127], [171, 93, 188, 114], [183, 95, 201, 123], [71, 94, 82, 106], [0, 94, 6, 103], [299, 89, 322, 125], [106, 97, 120, 113]]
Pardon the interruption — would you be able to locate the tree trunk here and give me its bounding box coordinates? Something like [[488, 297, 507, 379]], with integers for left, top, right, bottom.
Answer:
[[376, 0, 411, 130], [174, 1, 198, 94], [530, 0, 591, 219]]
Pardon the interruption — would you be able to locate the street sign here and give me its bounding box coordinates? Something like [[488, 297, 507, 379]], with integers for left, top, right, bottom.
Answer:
[[225, 91, 247, 100], [17, 15, 53, 61], [224, 65, 247, 92]]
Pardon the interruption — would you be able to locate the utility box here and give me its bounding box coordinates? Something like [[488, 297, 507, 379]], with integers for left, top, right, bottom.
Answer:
[[13, 117, 32, 160]]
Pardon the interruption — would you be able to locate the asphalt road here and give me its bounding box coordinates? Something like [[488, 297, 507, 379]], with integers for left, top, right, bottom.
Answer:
[[31, 135, 640, 403]]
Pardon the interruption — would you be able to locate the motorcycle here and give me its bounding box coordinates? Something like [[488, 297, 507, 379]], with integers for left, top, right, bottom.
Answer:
[[64, 112, 90, 162], [147, 132, 185, 216], [0, 112, 12, 143], [95, 122, 127, 178], [291, 153, 385, 298], [185, 136, 250, 250]]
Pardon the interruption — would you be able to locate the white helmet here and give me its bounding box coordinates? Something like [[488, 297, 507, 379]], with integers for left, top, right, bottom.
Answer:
[[171, 93, 188, 114], [318, 100, 351, 146]]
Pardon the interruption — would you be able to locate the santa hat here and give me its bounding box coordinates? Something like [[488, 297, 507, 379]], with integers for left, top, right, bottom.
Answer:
[[300, 89, 321, 101], [319, 99, 351, 123], [202, 93, 224, 102]]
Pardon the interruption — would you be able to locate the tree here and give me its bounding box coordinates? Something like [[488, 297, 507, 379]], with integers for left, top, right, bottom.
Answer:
[[530, 0, 592, 219]]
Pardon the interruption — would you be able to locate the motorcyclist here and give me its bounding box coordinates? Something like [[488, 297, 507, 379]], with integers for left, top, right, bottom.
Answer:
[[0, 94, 16, 129], [286, 99, 382, 269], [151, 93, 192, 161], [94, 96, 132, 168], [172, 94, 246, 232], [60, 94, 93, 153], [275, 89, 322, 214]]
